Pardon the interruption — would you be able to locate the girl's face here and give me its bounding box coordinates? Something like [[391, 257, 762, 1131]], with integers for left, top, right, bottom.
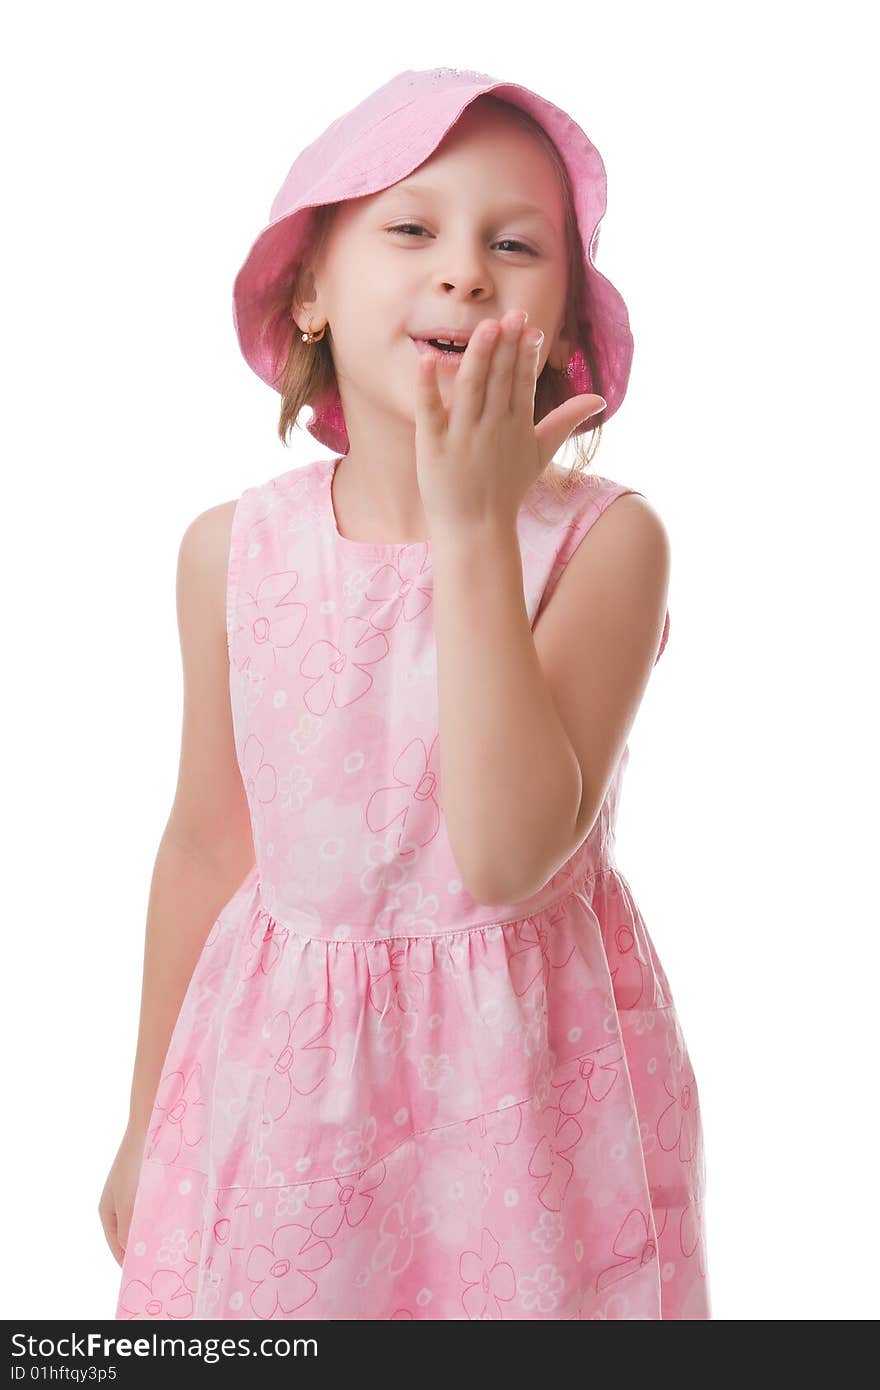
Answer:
[[297, 101, 573, 434]]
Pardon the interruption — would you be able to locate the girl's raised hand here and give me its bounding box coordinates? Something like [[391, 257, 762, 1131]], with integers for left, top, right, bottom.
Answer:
[[413, 307, 606, 534]]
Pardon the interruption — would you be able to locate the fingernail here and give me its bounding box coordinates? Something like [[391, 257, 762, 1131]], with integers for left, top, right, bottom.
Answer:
[[528, 329, 544, 347]]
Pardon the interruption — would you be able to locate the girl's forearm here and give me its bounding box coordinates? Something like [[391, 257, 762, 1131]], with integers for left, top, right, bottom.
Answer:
[[430, 520, 582, 904], [125, 833, 252, 1134]]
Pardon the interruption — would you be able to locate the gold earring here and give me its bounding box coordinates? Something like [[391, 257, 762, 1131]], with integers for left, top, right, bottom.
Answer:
[[301, 321, 326, 344]]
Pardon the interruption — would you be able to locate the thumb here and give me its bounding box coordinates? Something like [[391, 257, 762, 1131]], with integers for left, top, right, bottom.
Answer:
[[534, 395, 607, 469]]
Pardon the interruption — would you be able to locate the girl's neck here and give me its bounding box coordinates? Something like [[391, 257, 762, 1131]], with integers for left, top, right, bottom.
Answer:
[[331, 451, 430, 545]]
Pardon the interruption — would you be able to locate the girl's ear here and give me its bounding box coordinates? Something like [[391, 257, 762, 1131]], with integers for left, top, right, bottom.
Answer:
[[546, 304, 578, 373], [290, 264, 322, 333], [548, 326, 575, 373]]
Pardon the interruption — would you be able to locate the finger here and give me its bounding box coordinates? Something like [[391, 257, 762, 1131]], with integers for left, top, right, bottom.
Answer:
[[513, 324, 544, 423], [534, 396, 606, 470], [449, 318, 499, 425], [414, 349, 447, 440], [483, 309, 527, 416]]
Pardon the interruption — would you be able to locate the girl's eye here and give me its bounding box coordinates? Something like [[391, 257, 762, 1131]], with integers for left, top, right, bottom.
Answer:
[[386, 224, 537, 256]]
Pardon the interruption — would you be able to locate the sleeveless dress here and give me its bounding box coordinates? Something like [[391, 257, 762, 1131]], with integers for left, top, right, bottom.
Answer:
[[114, 455, 710, 1322]]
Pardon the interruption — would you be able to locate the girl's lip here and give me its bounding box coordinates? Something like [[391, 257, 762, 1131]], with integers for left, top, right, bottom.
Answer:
[[411, 337, 467, 366]]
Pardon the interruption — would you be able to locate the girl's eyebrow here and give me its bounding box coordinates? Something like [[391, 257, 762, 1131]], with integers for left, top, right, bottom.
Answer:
[[383, 182, 558, 231]]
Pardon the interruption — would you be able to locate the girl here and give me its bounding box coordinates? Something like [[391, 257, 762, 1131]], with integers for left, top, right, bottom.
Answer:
[[100, 66, 710, 1321]]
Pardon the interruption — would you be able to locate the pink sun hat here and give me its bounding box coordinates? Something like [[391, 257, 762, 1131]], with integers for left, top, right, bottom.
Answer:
[[232, 66, 634, 454]]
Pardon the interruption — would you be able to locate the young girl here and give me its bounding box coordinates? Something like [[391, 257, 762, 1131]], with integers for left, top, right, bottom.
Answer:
[[100, 65, 710, 1321]]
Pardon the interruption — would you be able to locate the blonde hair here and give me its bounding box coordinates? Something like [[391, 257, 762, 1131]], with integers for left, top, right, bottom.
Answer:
[[258, 94, 605, 500]]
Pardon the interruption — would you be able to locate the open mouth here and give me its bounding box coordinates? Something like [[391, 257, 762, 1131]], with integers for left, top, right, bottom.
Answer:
[[412, 337, 469, 363], [424, 338, 467, 353]]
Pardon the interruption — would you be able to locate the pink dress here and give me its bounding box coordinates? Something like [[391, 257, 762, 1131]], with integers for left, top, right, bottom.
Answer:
[[114, 456, 710, 1321]]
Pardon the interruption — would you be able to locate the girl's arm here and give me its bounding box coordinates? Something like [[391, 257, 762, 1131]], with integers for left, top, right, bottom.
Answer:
[[430, 492, 669, 905], [127, 835, 250, 1132], [125, 503, 255, 1133]]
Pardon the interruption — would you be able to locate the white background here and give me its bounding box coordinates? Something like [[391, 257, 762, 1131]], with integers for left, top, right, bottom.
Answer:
[[2, 0, 877, 1322]]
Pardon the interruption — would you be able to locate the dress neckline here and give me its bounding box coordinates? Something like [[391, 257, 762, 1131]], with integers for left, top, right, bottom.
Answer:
[[324, 455, 432, 557]]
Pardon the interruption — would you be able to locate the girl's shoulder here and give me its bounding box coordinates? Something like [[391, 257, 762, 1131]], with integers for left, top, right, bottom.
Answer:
[[235, 458, 324, 506], [225, 460, 328, 543], [525, 462, 640, 533]]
